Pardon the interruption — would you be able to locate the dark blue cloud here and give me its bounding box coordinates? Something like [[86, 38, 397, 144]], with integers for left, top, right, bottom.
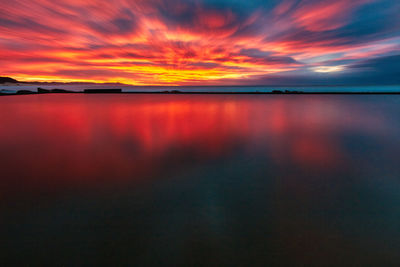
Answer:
[[244, 54, 400, 86], [267, 0, 400, 47], [1, 0, 400, 85], [349, 54, 400, 74]]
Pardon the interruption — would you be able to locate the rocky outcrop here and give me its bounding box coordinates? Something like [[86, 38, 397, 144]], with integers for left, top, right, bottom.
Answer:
[[0, 77, 18, 84]]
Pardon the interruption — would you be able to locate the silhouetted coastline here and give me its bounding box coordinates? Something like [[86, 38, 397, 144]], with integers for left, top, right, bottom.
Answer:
[[2, 89, 400, 96], [1, 77, 400, 95]]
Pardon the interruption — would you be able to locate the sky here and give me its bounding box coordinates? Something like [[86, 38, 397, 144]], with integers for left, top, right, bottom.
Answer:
[[0, 0, 399, 86]]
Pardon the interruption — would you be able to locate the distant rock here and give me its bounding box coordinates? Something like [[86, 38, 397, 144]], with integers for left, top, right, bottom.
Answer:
[[285, 90, 303, 94], [272, 90, 304, 94], [38, 87, 51, 94], [17, 90, 35, 95], [51, 88, 73, 93], [84, 89, 122, 93], [162, 90, 182, 94], [0, 77, 18, 84]]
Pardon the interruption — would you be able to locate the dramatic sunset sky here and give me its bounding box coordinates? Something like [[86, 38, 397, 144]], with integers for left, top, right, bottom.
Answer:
[[1, 0, 399, 85]]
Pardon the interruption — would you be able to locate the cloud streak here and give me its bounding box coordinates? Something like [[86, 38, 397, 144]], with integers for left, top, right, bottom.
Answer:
[[0, 0, 399, 85]]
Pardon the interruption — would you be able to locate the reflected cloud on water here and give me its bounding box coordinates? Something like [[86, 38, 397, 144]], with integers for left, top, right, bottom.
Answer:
[[1, 94, 400, 265]]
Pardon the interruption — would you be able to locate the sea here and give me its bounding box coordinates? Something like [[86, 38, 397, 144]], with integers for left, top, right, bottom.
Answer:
[[1, 91, 400, 265]]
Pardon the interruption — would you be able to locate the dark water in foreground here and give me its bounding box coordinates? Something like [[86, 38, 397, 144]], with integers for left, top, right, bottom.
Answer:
[[1, 94, 400, 266]]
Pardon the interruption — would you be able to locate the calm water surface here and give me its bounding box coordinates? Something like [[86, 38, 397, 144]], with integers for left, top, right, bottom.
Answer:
[[1, 94, 400, 265]]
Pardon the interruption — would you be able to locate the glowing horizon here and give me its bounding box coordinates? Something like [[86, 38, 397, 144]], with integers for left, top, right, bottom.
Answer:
[[1, 0, 399, 85]]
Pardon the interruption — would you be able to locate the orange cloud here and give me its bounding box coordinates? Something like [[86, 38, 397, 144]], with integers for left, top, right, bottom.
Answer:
[[0, 0, 398, 85]]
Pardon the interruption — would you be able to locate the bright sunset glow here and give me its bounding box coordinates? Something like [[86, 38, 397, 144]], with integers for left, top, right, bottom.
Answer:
[[1, 0, 399, 85], [312, 65, 345, 73]]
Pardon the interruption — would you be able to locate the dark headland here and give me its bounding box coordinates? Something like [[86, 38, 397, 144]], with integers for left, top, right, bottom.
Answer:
[[0, 77, 18, 84]]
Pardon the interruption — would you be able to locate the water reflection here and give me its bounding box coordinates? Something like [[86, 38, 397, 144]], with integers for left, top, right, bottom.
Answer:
[[1, 94, 400, 265]]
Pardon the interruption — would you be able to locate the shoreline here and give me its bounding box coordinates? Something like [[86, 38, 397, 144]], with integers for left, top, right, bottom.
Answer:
[[2, 90, 400, 96]]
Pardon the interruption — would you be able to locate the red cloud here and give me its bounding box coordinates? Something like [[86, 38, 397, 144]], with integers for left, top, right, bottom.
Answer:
[[0, 0, 397, 85]]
